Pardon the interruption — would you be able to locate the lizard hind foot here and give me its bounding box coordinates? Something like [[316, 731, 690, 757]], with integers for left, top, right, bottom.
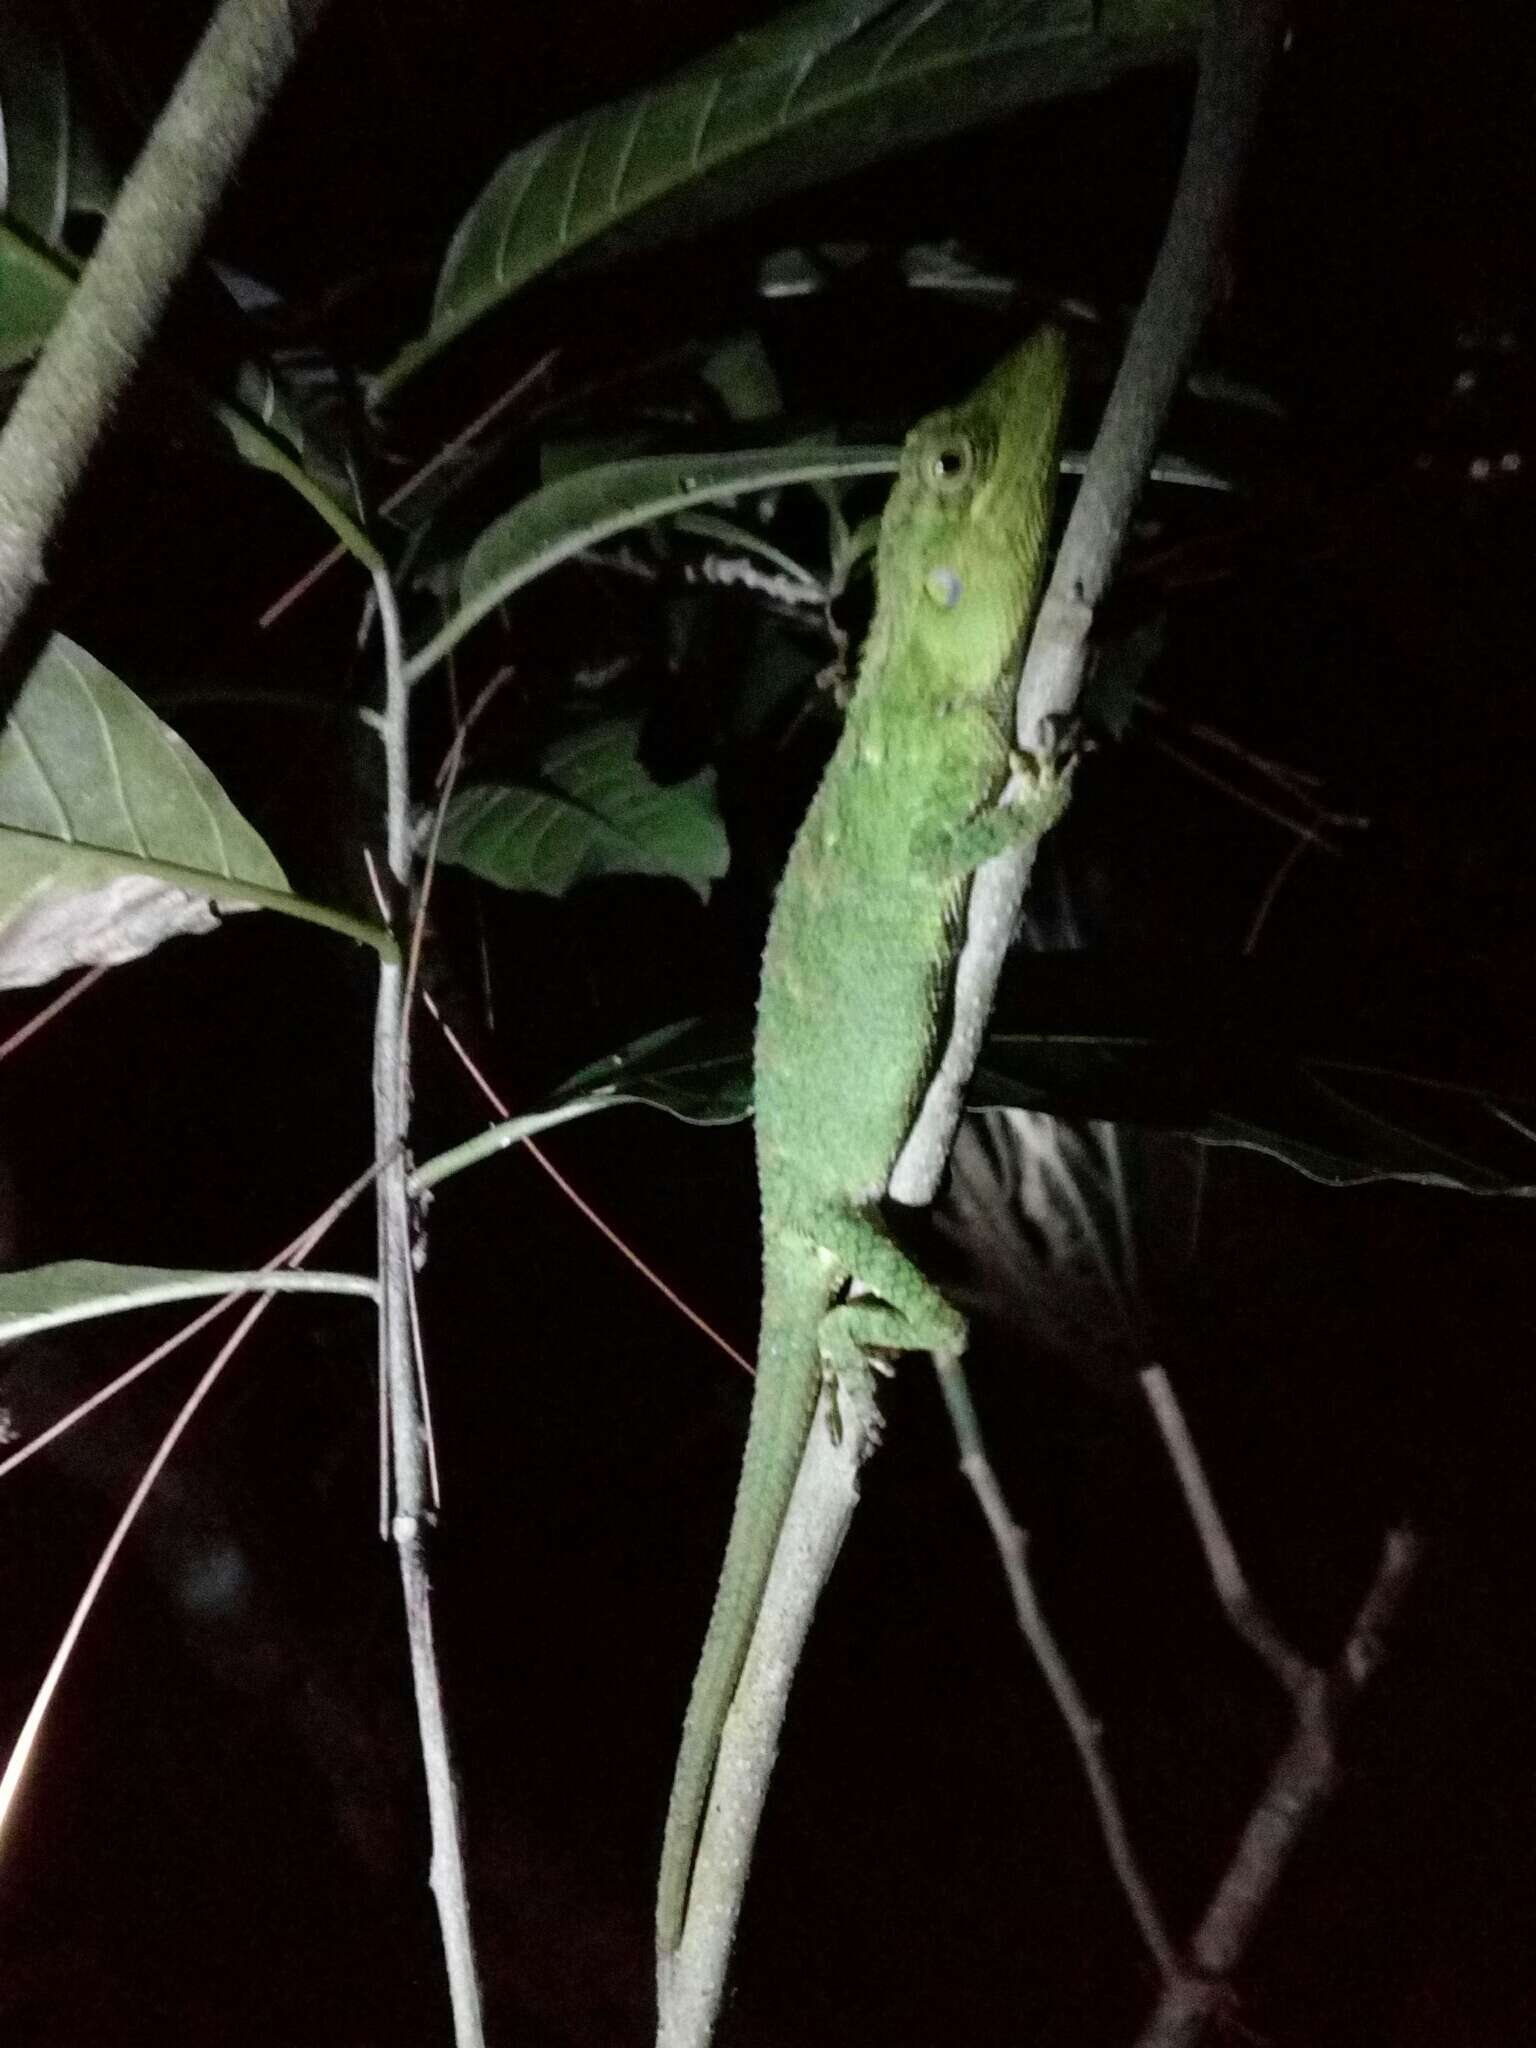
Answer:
[[817, 1294, 957, 1447], [818, 1336, 887, 1450]]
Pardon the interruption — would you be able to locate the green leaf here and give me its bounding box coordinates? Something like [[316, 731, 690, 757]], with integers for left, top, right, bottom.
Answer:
[[410, 1016, 752, 1194], [437, 717, 731, 900], [404, 441, 897, 686], [0, 18, 113, 238], [0, 635, 393, 985], [547, 1014, 753, 1123], [0, 1262, 377, 1346], [539, 429, 661, 483], [0, 221, 76, 374], [373, 0, 1202, 397], [0, 19, 113, 371], [211, 383, 382, 567], [503, 992, 1536, 1199], [975, 954, 1536, 1193], [0, 55, 373, 559], [0, 227, 378, 562]]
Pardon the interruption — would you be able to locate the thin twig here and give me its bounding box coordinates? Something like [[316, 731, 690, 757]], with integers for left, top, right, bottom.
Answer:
[[0, 1156, 387, 1483], [371, 566, 485, 2046], [0, 1295, 272, 1844], [1242, 833, 1311, 955], [1141, 1364, 1312, 1696], [0, 964, 110, 1064], [1134, 1525, 1421, 2048], [257, 350, 560, 631], [1146, 730, 1344, 853], [936, 1354, 1186, 1987], [0, 0, 330, 655], [892, 0, 1285, 1205], [1136, 1364, 1422, 2046], [1140, 695, 1326, 797]]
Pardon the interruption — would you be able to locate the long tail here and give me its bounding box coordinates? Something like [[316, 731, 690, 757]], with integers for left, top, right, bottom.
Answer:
[[656, 1247, 833, 1952]]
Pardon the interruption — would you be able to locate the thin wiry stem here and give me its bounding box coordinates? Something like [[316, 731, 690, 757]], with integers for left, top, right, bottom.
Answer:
[[1137, 1366, 1421, 2048], [370, 565, 486, 2046], [937, 1354, 1186, 1987]]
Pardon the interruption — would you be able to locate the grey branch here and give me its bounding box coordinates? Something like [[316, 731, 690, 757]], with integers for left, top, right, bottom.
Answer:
[[1136, 1364, 1422, 2047], [892, 0, 1285, 1209], [0, 0, 329, 657]]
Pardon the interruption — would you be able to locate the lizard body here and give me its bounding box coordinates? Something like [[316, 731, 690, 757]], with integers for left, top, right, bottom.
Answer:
[[657, 328, 1071, 1954]]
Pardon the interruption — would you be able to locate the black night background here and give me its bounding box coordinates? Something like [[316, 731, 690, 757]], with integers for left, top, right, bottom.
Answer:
[[0, 2, 1532, 2042]]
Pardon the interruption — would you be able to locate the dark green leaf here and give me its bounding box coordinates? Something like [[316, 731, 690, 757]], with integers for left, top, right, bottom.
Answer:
[[0, 636, 392, 981], [374, 0, 1202, 395], [437, 717, 730, 900], [0, 19, 112, 370], [0, 18, 113, 238], [220, 358, 362, 518], [405, 442, 897, 685], [0, 636, 290, 987], [549, 1015, 753, 1124], [532, 977, 1536, 1196], [0, 1262, 376, 1345], [977, 955, 1536, 1192]]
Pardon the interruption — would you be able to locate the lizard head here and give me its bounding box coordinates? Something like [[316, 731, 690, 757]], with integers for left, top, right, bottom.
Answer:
[[872, 325, 1068, 696]]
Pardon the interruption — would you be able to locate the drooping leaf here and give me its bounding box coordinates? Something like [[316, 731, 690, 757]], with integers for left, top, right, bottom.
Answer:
[[374, 0, 1202, 396], [0, 17, 113, 236], [0, 18, 112, 370], [410, 1016, 752, 1194], [436, 717, 730, 900], [0, 1261, 377, 1346], [975, 953, 1536, 1193], [546, 1014, 753, 1124], [496, 987, 1536, 1198], [0, 636, 391, 986], [404, 442, 897, 685]]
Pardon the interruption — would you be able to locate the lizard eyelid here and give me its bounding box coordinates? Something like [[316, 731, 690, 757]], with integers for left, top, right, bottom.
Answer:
[[928, 437, 975, 491]]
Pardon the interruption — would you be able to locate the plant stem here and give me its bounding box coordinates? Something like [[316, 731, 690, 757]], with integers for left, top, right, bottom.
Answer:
[[0, 0, 329, 656], [371, 568, 487, 2046]]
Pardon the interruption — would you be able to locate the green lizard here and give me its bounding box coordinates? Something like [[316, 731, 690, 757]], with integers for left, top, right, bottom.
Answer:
[[657, 326, 1071, 1955]]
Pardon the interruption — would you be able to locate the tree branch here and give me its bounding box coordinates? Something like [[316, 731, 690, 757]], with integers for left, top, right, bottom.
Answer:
[[0, 0, 329, 659]]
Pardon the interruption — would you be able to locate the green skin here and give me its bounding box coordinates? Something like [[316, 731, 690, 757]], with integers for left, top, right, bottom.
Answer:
[[657, 328, 1071, 1954]]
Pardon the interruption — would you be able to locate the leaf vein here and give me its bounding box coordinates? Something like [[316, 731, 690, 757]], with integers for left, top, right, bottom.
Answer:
[[69, 653, 148, 857], [867, 0, 949, 83], [690, 74, 727, 171], [609, 97, 649, 212], [557, 123, 596, 252], [5, 717, 72, 839]]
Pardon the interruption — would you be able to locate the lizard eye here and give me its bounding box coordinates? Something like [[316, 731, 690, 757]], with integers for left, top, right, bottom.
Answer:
[[928, 438, 975, 492]]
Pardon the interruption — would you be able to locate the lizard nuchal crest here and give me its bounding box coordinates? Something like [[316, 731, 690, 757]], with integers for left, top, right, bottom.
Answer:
[[658, 327, 1071, 1956]]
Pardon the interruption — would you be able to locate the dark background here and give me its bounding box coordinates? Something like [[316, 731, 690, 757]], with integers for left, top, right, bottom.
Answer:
[[0, 2, 1533, 2042]]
